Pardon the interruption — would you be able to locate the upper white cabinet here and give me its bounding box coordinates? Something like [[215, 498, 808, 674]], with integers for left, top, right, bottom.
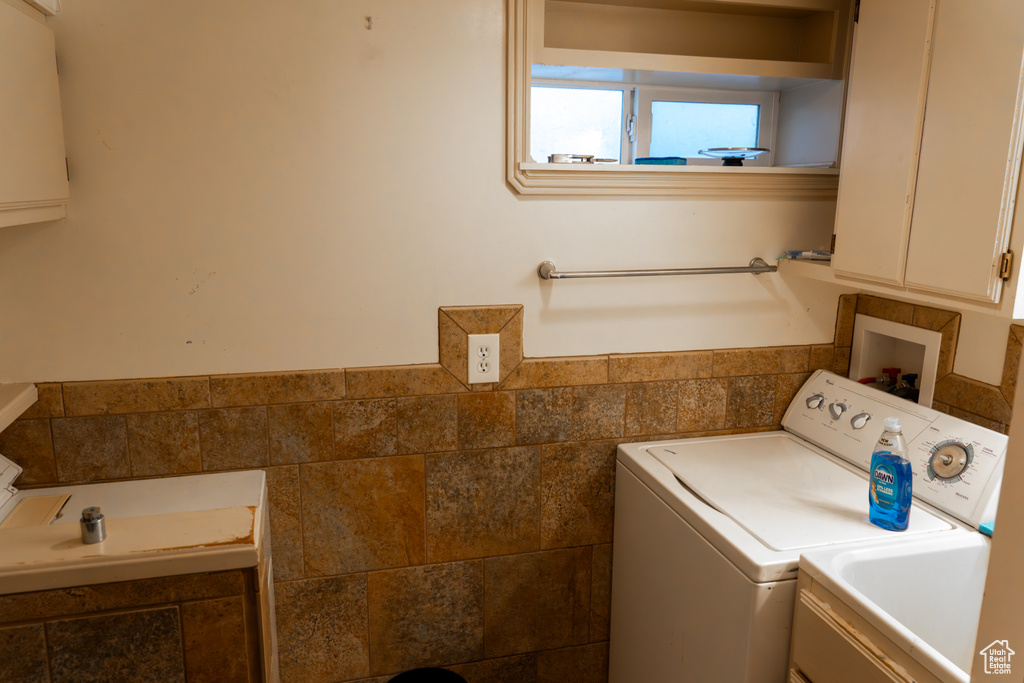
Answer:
[[832, 0, 1024, 304], [0, 0, 68, 228], [830, 0, 934, 287]]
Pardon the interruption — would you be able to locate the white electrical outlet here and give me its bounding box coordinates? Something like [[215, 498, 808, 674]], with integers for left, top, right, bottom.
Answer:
[[467, 333, 500, 384]]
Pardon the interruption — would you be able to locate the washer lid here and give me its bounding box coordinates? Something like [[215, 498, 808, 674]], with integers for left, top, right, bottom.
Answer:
[[648, 434, 952, 551]]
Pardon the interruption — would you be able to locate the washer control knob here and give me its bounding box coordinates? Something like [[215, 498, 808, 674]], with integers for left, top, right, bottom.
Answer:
[[851, 413, 871, 430], [928, 441, 974, 480], [828, 402, 847, 420], [806, 394, 825, 410]]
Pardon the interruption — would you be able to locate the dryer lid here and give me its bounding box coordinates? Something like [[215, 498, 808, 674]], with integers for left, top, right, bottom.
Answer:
[[648, 433, 951, 552]]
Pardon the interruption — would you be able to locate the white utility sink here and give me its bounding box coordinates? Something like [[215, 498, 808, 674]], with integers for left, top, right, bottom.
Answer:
[[800, 533, 990, 683]]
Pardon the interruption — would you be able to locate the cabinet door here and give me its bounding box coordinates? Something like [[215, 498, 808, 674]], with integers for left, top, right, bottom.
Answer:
[[903, 0, 1024, 303], [0, 1, 68, 223], [831, 0, 935, 285], [791, 590, 911, 683]]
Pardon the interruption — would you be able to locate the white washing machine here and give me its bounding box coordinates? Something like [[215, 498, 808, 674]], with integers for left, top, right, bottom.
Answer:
[[608, 370, 1008, 683]]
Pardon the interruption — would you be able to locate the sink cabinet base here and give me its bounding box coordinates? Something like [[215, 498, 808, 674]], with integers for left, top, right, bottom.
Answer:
[[0, 568, 264, 682]]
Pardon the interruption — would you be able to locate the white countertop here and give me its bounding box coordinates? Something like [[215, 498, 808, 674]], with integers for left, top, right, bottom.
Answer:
[[0, 470, 267, 594]]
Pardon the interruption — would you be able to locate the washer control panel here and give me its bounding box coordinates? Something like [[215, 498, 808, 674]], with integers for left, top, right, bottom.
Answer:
[[782, 370, 1008, 528]]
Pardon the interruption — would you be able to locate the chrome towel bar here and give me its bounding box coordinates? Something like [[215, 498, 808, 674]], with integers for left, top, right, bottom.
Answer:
[[537, 257, 777, 280]]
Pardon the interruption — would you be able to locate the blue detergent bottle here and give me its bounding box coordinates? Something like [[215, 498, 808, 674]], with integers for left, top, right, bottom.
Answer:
[[869, 417, 912, 531]]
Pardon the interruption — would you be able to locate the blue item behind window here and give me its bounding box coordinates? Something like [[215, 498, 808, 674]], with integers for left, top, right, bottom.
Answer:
[[635, 156, 687, 165]]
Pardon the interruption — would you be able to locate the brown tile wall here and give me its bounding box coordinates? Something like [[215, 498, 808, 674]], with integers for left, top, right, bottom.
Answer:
[[0, 569, 260, 683], [0, 297, 1016, 683]]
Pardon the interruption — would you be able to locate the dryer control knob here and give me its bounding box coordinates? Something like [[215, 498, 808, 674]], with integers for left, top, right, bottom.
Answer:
[[828, 402, 847, 420], [806, 394, 825, 410], [851, 412, 871, 430]]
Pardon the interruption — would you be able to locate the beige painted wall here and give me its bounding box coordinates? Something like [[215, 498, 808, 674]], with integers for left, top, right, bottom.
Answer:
[[957, 312, 1017, 386], [0, 0, 1011, 385]]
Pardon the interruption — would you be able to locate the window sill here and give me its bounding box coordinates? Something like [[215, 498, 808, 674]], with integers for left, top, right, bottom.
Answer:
[[510, 162, 839, 197]]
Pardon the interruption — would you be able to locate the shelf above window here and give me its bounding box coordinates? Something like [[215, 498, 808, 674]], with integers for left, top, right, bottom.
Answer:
[[538, 0, 850, 80]]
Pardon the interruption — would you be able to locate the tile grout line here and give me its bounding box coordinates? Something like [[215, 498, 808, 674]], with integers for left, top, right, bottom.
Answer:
[[173, 603, 188, 676], [296, 464, 307, 588], [363, 567, 372, 678], [122, 412, 134, 479], [49, 389, 60, 483], [422, 449, 430, 570], [262, 404, 270, 469]]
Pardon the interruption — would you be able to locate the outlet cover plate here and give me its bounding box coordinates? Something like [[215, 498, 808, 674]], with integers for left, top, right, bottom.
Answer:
[[467, 333, 500, 384]]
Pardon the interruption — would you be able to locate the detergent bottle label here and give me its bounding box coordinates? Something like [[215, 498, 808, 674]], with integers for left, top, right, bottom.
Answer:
[[871, 459, 898, 507]]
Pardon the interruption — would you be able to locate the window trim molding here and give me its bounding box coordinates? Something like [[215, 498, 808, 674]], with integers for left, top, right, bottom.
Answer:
[[506, 0, 840, 198]]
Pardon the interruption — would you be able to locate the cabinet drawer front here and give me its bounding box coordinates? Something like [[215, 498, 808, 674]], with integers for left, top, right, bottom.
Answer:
[[791, 590, 910, 683]]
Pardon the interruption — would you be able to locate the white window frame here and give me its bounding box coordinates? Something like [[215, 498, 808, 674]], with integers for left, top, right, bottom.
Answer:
[[636, 87, 779, 167], [530, 80, 633, 165], [530, 81, 779, 167]]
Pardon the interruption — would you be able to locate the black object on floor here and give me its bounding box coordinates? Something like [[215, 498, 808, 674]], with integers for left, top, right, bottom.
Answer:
[[388, 667, 468, 683]]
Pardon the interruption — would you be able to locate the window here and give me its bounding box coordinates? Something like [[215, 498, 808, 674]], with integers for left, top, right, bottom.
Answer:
[[529, 85, 629, 163], [531, 83, 778, 166], [650, 102, 761, 157], [637, 87, 778, 166]]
